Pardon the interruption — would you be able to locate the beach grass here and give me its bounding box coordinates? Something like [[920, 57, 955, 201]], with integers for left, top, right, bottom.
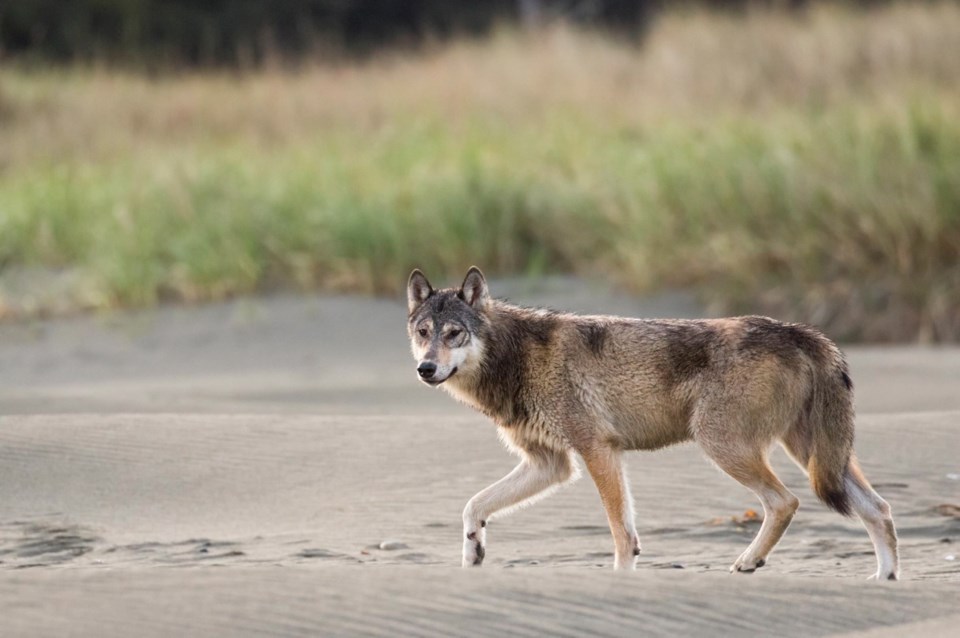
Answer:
[[1, 1, 958, 341]]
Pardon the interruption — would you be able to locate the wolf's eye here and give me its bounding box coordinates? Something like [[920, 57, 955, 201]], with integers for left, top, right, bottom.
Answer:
[[448, 329, 462, 339], [418, 328, 428, 337]]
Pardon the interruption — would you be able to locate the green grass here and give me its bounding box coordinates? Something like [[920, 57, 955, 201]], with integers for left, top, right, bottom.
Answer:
[[1, 2, 959, 341]]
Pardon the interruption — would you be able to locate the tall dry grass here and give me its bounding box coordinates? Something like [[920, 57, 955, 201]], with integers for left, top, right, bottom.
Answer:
[[4, 1, 959, 166], [1, 1, 959, 340]]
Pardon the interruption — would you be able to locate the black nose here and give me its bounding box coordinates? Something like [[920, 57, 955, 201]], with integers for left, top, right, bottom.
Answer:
[[417, 362, 437, 379]]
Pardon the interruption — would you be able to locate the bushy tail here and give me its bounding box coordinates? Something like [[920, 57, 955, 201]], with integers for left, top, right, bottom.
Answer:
[[805, 361, 856, 516]]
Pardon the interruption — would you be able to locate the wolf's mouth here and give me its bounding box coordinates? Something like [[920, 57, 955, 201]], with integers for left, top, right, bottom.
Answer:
[[425, 366, 458, 386]]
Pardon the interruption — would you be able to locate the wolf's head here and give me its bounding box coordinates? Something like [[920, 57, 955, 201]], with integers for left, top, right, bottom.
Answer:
[[406, 266, 488, 386]]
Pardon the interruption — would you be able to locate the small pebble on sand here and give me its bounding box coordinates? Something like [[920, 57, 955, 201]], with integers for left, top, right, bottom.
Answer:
[[378, 540, 409, 551]]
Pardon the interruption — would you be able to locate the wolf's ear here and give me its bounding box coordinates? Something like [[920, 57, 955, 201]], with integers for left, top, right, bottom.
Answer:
[[407, 269, 433, 313], [460, 266, 489, 308]]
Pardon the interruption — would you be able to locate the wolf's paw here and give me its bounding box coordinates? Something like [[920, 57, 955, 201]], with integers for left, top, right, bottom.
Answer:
[[611, 534, 641, 570], [462, 528, 486, 567], [730, 555, 766, 574], [868, 571, 899, 582], [613, 556, 638, 570]]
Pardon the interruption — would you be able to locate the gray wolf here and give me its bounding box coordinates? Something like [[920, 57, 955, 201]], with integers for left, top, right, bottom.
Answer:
[[406, 266, 899, 579]]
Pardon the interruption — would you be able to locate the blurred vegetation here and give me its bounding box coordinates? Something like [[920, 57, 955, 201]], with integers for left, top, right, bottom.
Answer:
[[0, 0, 520, 66], [0, 1, 889, 67], [0, 2, 959, 341], [0, 0, 660, 68]]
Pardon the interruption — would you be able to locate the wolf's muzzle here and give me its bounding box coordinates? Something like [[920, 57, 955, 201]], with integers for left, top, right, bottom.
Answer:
[[417, 362, 437, 379]]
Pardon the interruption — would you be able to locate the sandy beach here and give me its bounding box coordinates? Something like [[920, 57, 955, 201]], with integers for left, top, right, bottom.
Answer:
[[1, 280, 958, 636]]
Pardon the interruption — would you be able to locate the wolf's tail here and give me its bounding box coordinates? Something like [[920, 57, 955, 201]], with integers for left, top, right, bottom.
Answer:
[[802, 354, 856, 517]]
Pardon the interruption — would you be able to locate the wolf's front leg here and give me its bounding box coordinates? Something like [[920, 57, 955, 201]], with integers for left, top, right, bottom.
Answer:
[[461, 451, 575, 567], [580, 446, 640, 570]]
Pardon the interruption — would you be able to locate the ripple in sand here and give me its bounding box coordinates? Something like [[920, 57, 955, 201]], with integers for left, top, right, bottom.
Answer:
[[0, 520, 100, 569], [104, 537, 250, 566], [393, 552, 436, 563], [298, 548, 347, 559], [558, 525, 609, 536]]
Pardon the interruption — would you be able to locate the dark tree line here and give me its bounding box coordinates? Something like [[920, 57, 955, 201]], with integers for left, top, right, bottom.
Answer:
[[0, 1, 897, 67]]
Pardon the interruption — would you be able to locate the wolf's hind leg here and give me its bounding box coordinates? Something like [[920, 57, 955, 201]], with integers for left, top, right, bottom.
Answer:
[[844, 458, 900, 580], [781, 440, 900, 581], [699, 439, 799, 573], [580, 446, 640, 570], [461, 449, 575, 567]]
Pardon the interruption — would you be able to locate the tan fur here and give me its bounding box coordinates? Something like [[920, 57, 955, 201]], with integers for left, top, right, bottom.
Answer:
[[407, 267, 900, 579], [580, 445, 639, 569]]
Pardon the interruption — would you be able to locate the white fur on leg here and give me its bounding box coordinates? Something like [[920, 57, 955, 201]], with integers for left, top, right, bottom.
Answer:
[[845, 475, 900, 581], [616, 464, 640, 570], [730, 485, 799, 573], [461, 452, 575, 567]]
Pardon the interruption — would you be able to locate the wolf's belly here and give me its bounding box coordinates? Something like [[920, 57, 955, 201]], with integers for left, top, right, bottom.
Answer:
[[602, 390, 695, 451]]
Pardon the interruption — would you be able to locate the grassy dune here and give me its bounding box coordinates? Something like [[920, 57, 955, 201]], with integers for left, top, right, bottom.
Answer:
[[1, 2, 959, 341]]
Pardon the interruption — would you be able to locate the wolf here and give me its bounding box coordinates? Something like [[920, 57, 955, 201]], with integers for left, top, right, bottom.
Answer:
[[406, 266, 899, 579]]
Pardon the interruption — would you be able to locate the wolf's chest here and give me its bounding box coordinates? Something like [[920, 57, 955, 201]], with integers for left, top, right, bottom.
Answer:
[[497, 412, 570, 455]]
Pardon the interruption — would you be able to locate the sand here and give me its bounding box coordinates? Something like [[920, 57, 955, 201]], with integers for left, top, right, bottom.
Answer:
[[1, 279, 958, 636]]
